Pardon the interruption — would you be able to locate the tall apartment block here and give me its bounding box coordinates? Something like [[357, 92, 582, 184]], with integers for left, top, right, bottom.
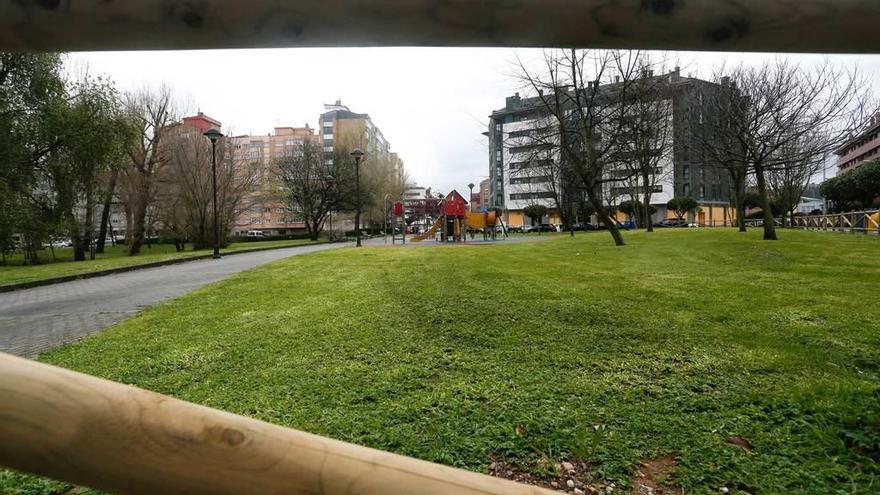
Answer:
[[229, 125, 317, 235], [487, 69, 733, 228]]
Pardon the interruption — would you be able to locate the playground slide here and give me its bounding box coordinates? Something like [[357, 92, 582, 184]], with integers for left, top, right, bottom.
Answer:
[[411, 217, 443, 242]]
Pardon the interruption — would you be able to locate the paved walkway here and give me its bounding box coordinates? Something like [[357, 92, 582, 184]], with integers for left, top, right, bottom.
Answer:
[[0, 242, 348, 358]]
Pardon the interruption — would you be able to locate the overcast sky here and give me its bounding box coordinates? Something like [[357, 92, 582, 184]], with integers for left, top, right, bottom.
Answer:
[[69, 49, 880, 193]]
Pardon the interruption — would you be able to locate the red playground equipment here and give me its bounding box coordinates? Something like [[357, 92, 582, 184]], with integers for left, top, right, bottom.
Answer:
[[411, 190, 506, 243]]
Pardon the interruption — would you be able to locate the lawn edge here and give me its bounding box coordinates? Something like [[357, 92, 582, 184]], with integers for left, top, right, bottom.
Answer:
[[0, 241, 337, 293]]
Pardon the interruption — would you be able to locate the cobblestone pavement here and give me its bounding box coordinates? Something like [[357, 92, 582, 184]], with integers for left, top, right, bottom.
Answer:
[[0, 242, 348, 358]]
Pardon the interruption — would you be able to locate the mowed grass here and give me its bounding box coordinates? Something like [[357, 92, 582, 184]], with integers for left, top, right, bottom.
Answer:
[[0, 239, 319, 287], [4, 229, 880, 494]]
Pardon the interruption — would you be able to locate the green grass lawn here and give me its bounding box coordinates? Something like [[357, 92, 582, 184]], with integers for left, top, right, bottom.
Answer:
[[3, 229, 879, 494], [0, 239, 321, 287]]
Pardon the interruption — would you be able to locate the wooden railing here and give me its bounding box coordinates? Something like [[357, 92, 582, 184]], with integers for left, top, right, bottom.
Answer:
[[0, 352, 554, 495], [743, 211, 880, 234], [787, 210, 880, 234], [0, 0, 876, 53]]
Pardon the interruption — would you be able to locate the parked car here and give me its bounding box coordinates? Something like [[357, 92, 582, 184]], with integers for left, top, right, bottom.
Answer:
[[618, 220, 636, 230], [246, 230, 266, 238], [657, 218, 688, 228], [527, 224, 557, 233], [507, 225, 524, 233], [46, 238, 71, 248]]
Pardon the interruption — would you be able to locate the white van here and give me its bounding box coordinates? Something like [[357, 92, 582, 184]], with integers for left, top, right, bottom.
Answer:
[[246, 230, 265, 238]]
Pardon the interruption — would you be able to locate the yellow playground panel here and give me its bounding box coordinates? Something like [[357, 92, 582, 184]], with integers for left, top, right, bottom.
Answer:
[[465, 211, 496, 229]]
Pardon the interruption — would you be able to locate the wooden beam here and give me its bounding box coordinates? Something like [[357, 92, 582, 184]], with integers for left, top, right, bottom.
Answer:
[[0, 352, 554, 495], [0, 0, 877, 53]]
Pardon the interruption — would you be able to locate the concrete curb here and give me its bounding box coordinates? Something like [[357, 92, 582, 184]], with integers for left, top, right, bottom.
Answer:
[[0, 241, 336, 294]]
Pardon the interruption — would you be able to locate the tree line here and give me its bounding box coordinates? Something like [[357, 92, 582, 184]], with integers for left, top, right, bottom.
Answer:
[[1, 53, 407, 265]]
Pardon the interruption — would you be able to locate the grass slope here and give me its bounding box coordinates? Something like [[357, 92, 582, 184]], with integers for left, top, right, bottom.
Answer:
[[4, 229, 879, 494], [0, 239, 318, 287]]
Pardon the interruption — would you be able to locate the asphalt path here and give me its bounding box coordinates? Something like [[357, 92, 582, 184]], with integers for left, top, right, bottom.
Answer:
[[0, 242, 349, 358]]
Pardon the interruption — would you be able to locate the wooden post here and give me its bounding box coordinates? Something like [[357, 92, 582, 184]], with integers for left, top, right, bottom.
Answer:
[[0, 352, 554, 495], [0, 0, 877, 53]]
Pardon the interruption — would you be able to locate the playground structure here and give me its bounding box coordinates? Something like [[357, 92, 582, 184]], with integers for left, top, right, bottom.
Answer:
[[410, 190, 506, 243]]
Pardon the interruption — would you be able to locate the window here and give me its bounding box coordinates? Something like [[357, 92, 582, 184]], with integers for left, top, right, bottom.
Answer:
[[682, 183, 690, 196], [510, 176, 552, 185], [699, 184, 705, 198], [510, 191, 555, 200], [510, 143, 552, 154], [682, 166, 690, 182], [510, 159, 553, 170]]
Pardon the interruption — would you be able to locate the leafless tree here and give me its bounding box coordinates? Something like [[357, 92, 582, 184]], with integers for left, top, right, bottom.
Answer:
[[118, 86, 177, 255], [157, 126, 256, 250], [616, 58, 674, 232], [517, 49, 643, 246], [278, 139, 357, 240], [504, 112, 575, 230], [767, 134, 826, 225], [706, 61, 873, 240]]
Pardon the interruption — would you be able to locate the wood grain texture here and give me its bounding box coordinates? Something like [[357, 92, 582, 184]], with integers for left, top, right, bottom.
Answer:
[[0, 352, 554, 495], [0, 0, 876, 53]]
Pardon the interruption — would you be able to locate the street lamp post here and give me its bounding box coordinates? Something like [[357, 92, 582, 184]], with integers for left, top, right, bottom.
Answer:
[[203, 128, 224, 259], [468, 183, 475, 212], [351, 148, 364, 247], [326, 174, 335, 241], [383, 193, 393, 244]]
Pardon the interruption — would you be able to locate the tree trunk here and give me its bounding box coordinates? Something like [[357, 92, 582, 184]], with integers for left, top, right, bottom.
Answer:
[[732, 174, 747, 232], [128, 201, 148, 255], [753, 164, 778, 241], [309, 218, 319, 241], [96, 169, 118, 254], [72, 216, 86, 262], [84, 188, 96, 261], [589, 195, 625, 246], [642, 172, 653, 232]]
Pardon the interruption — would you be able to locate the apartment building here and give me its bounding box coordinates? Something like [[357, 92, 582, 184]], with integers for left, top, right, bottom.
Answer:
[[229, 125, 317, 236], [836, 113, 880, 174], [319, 101, 407, 231], [319, 101, 391, 163], [486, 69, 733, 228], [479, 179, 490, 209]]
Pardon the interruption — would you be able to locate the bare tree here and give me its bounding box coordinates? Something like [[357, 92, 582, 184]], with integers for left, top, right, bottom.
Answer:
[[278, 139, 356, 240], [504, 112, 573, 230], [617, 58, 673, 232], [118, 86, 177, 255], [709, 61, 873, 240], [157, 126, 256, 249], [767, 135, 826, 225], [517, 49, 642, 246]]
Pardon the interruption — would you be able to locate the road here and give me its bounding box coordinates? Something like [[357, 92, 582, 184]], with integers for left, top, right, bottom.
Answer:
[[0, 242, 349, 358]]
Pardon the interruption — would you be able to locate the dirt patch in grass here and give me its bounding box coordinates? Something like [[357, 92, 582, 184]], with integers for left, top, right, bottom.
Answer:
[[726, 436, 754, 451], [632, 454, 681, 495], [489, 456, 619, 494]]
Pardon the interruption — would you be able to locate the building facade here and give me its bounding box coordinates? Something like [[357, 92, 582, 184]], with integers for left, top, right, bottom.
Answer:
[[487, 70, 734, 228], [319, 101, 391, 164], [836, 113, 880, 174], [229, 125, 317, 236]]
